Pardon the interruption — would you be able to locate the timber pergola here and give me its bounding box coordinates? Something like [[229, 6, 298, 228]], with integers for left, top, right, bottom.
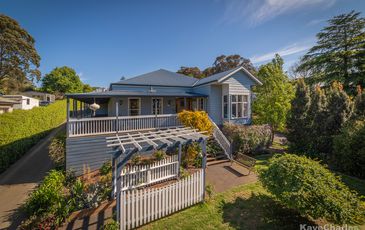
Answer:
[[106, 126, 209, 217]]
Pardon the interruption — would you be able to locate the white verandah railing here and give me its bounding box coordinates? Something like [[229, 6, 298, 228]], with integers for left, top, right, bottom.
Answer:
[[119, 169, 204, 230], [209, 117, 232, 159], [67, 114, 181, 137], [120, 155, 179, 191]]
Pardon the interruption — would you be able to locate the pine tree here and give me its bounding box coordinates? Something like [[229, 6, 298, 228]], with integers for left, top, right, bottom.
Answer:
[[307, 86, 328, 157], [297, 11, 365, 94], [287, 78, 311, 153], [353, 86, 365, 119]]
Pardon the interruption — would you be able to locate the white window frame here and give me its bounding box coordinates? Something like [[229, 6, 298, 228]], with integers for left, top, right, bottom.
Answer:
[[196, 97, 205, 111], [222, 95, 228, 119], [128, 97, 141, 116], [223, 94, 250, 119], [151, 97, 163, 115]]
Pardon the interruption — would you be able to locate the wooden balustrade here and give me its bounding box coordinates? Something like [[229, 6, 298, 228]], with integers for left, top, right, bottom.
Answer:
[[67, 114, 181, 137]]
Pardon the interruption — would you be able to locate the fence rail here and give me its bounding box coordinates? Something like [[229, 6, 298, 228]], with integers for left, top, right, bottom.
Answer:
[[208, 117, 232, 159], [68, 114, 181, 137], [119, 169, 204, 230], [120, 155, 179, 191]]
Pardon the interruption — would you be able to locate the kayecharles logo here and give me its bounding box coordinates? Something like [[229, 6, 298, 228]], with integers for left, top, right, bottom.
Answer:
[[299, 224, 360, 230]]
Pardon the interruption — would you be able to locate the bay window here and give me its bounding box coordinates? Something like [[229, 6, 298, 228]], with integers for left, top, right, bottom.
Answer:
[[223, 94, 249, 119]]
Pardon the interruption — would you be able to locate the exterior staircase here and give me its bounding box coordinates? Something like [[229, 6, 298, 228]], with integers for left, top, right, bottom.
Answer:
[[207, 117, 232, 166]]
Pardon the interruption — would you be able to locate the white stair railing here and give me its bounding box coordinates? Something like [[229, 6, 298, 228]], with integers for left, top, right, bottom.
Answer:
[[208, 117, 232, 160]]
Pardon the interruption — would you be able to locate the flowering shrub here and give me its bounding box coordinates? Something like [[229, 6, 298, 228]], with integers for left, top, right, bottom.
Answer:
[[178, 110, 212, 135], [223, 123, 272, 155]]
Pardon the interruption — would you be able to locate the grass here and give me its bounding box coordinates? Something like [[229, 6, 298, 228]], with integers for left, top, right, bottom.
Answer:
[[141, 133, 365, 229], [141, 182, 318, 230]]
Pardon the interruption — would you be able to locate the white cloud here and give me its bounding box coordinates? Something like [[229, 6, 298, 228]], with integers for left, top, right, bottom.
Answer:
[[221, 0, 336, 26], [306, 18, 327, 26], [250, 40, 314, 64]]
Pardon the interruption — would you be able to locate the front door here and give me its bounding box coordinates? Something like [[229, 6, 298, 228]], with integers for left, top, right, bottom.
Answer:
[[152, 98, 163, 115]]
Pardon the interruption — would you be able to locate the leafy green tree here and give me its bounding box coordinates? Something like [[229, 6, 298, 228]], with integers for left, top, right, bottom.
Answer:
[[286, 79, 311, 153], [253, 54, 294, 132], [297, 11, 365, 94], [82, 84, 95, 93], [259, 154, 364, 224], [41, 66, 84, 94], [0, 14, 41, 93], [177, 67, 204, 79], [203, 54, 256, 77]]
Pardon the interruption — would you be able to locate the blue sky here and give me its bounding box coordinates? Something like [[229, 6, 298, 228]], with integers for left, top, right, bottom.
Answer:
[[1, 0, 364, 87]]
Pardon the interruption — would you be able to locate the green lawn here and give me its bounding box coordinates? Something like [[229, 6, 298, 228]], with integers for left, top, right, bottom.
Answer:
[[141, 135, 365, 229], [141, 182, 318, 230]]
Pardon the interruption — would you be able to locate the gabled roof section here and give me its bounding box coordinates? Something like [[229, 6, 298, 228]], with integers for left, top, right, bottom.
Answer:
[[193, 66, 262, 86], [113, 69, 199, 87]]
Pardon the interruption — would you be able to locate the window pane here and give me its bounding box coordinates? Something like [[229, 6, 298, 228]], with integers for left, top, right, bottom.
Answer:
[[200, 98, 204, 110], [243, 95, 248, 102], [243, 103, 248, 117], [224, 103, 228, 118], [238, 103, 243, 118], [238, 95, 243, 102], [129, 99, 140, 116], [231, 103, 236, 118], [223, 95, 228, 103], [231, 95, 237, 102]]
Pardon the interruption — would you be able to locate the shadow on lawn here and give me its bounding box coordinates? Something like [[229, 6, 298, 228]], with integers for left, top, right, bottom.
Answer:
[[221, 193, 317, 230]]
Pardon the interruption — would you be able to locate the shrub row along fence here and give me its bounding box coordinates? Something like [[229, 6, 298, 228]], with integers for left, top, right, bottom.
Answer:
[[119, 169, 204, 230], [0, 100, 66, 172], [120, 155, 179, 191]]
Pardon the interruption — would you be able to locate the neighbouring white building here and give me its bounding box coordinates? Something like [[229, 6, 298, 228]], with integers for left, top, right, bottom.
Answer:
[[1, 95, 39, 111]]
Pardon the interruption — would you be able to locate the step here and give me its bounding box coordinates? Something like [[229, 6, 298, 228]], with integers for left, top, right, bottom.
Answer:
[[207, 159, 231, 166]]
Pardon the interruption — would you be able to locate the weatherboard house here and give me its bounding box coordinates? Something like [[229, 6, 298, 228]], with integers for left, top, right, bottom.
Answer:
[[65, 66, 262, 174], [66, 66, 262, 229]]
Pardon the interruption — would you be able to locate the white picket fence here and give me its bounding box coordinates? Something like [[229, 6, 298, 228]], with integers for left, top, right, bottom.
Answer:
[[120, 155, 179, 191], [119, 169, 204, 230]]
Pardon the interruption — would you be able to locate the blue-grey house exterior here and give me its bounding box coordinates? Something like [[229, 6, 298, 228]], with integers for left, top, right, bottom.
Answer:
[[65, 67, 262, 175], [67, 66, 262, 125]]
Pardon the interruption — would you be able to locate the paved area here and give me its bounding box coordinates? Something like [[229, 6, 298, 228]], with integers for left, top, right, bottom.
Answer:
[[206, 161, 258, 193], [60, 201, 115, 230], [0, 124, 65, 230]]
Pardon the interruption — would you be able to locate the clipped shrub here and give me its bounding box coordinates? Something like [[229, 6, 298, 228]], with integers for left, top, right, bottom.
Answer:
[[259, 154, 364, 224], [178, 110, 212, 135], [0, 100, 66, 172], [333, 119, 365, 179], [49, 132, 66, 170], [223, 123, 272, 155]]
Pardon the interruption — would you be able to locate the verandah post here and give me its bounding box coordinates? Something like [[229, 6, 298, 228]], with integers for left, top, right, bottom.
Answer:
[[66, 97, 70, 137], [115, 100, 119, 133]]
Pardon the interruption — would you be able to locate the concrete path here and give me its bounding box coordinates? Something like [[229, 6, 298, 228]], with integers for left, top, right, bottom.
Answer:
[[0, 124, 65, 230], [206, 161, 258, 193]]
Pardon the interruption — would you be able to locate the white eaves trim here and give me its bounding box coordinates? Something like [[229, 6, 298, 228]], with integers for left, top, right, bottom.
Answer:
[[217, 66, 263, 86]]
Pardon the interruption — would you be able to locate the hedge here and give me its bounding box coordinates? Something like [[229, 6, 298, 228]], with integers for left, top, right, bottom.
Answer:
[[223, 122, 273, 155], [0, 100, 66, 172], [259, 154, 364, 224]]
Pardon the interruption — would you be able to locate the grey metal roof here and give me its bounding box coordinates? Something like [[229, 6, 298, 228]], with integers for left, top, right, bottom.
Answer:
[[194, 67, 242, 86], [66, 90, 208, 98], [113, 69, 199, 87]]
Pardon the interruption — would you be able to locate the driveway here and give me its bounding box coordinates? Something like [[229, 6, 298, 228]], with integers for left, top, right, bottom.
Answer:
[[0, 124, 65, 230]]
